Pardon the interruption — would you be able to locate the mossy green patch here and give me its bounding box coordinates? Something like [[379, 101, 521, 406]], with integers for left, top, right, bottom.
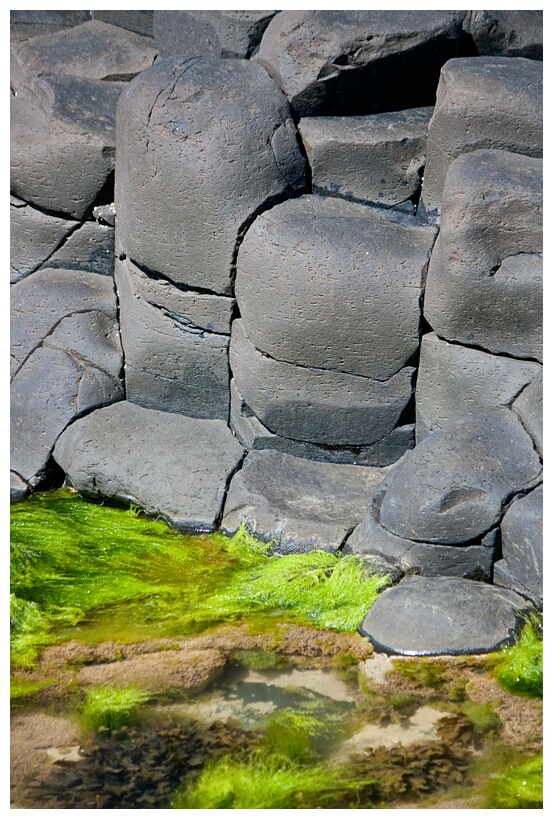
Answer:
[[391, 658, 447, 688], [11, 490, 389, 667], [261, 709, 327, 762], [79, 685, 151, 733], [172, 750, 374, 809], [489, 618, 543, 698], [10, 676, 56, 700], [486, 754, 543, 808]]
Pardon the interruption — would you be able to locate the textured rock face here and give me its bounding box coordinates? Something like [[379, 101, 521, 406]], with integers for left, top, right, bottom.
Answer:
[[360, 576, 530, 655], [466, 10, 543, 60], [424, 150, 542, 358], [11, 73, 121, 219], [230, 380, 415, 467], [11, 269, 123, 487], [376, 410, 542, 545], [236, 196, 436, 379], [231, 320, 414, 447], [221, 450, 388, 554], [154, 10, 276, 59], [512, 371, 543, 458], [497, 485, 543, 604], [41, 221, 115, 278], [53, 401, 244, 532], [416, 333, 541, 441], [115, 57, 307, 294], [12, 20, 158, 81], [255, 10, 462, 116], [91, 11, 154, 38], [10, 10, 90, 42], [422, 57, 543, 216], [299, 108, 432, 207], [10, 197, 77, 284], [115, 258, 231, 419]]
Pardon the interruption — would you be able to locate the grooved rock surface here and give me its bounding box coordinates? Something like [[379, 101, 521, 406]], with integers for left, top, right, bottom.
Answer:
[[512, 371, 543, 458], [115, 258, 231, 419], [299, 108, 432, 206], [230, 320, 414, 447], [221, 449, 388, 554], [236, 196, 436, 379], [466, 10, 542, 60], [424, 150, 543, 357], [416, 333, 541, 441], [498, 485, 543, 604], [422, 58, 543, 216], [360, 575, 530, 655], [230, 379, 415, 467], [377, 410, 542, 545], [345, 506, 498, 581], [115, 57, 307, 294], [11, 73, 121, 219], [154, 10, 276, 59], [53, 401, 245, 532], [12, 20, 158, 81], [11, 269, 123, 486], [40, 221, 115, 277], [10, 196, 77, 284], [254, 10, 462, 116]]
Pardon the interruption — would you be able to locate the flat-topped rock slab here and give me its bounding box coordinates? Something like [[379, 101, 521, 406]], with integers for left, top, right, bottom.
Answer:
[[53, 401, 244, 532], [221, 449, 388, 554], [360, 575, 530, 655]]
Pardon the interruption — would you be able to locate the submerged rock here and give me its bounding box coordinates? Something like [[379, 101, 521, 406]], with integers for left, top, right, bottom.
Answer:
[[360, 575, 530, 655]]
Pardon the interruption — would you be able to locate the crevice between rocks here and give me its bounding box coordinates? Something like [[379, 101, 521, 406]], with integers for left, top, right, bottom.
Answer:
[[214, 448, 248, 531], [432, 332, 542, 366], [125, 256, 229, 299]]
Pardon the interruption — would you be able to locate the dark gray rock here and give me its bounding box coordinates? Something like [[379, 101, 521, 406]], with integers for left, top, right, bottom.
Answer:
[[255, 10, 462, 116], [92, 11, 154, 38], [497, 485, 542, 604], [424, 150, 542, 358], [154, 10, 276, 59], [230, 379, 415, 467], [39, 221, 115, 277], [10, 196, 77, 284], [10, 10, 91, 42], [299, 108, 432, 207], [416, 333, 541, 441], [11, 73, 121, 219], [345, 507, 498, 581], [92, 203, 116, 227], [422, 58, 543, 216], [11, 268, 123, 487], [116, 57, 307, 294], [53, 401, 244, 533], [11, 472, 30, 504], [230, 320, 414, 447], [377, 410, 542, 545], [221, 450, 388, 554], [512, 371, 543, 458], [115, 259, 231, 419], [236, 196, 436, 379], [360, 575, 530, 655], [466, 11, 542, 60], [13, 20, 158, 81]]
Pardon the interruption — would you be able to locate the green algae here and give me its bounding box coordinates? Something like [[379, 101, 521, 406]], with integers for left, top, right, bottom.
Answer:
[[171, 749, 374, 809], [79, 685, 151, 733], [11, 489, 389, 667], [489, 617, 543, 698], [10, 676, 55, 700], [261, 709, 328, 762], [486, 754, 543, 808]]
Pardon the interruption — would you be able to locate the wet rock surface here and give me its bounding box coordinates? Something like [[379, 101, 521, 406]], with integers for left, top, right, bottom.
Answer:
[[52, 401, 244, 532], [360, 575, 530, 655], [221, 450, 388, 553]]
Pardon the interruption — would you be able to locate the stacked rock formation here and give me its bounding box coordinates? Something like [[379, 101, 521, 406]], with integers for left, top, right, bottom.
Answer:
[[11, 11, 543, 655]]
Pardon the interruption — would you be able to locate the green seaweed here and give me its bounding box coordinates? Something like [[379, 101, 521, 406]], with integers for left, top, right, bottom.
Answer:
[[171, 750, 374, 809], [261, 709, 328, 762], [490, 618, 543, 698], [486, 754, 543, 808], [391, 658, 447, 688], [11, 490, 389, 666], [79, 685, 151, 733], [10, 676, 55, 700]]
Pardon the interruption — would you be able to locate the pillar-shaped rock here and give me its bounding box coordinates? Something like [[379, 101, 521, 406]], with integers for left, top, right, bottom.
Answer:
[[116, 57, 307, 295], [424, 149, 542, 359]]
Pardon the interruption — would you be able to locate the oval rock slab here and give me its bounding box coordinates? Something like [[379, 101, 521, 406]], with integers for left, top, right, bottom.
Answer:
[[360, 575, 530, 655], [53, 401, 245, 533], [378, 410, 542, 544], [236, 196, 436, 379], [116, 57, 307, 294]]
